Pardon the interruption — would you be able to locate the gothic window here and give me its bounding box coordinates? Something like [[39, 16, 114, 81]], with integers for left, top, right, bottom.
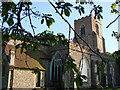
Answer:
[[80, 25, 85, 36], [96, 24, 99, 35], [80, 59, 88, 82], [58, 66, 61, 80], [55, 66, 57, 80], [50, 52, 62, 81]]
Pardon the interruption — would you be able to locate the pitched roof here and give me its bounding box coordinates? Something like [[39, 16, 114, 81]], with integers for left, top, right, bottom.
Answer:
[[5, 44, 46, 71]]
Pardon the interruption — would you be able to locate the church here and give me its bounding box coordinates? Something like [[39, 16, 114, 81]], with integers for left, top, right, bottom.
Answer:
[[2, 14, 120, 89]]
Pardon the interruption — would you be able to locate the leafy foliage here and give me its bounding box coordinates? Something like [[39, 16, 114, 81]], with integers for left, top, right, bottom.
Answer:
[[2, 2, 65, 53], [55, 1, 103, 20], [98, 62, 105, 72], [2, 0, 116, 88], [41, 14, 55, 28], [63, 56, 88, 87], [55, 2, 73, 17], [111, 2, 119, 14], [112, 50, 120, 75], [111, 31, 120, 41], [90, 5, 103, 19]]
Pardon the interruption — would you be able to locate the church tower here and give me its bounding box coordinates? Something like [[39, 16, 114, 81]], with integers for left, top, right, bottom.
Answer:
[[74, 14, 105, 53]]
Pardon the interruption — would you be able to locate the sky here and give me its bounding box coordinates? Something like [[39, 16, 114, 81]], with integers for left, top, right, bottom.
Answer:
[[21, 1, 118, 53]]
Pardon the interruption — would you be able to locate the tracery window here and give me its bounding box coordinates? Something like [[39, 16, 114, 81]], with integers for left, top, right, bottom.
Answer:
[[50, 52, 62, 81]]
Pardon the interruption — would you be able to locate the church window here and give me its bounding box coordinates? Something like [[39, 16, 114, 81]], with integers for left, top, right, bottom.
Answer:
[[80, 25, 85, 36], [96, 24, 99, 35], [50, 52, 62, 81], [58, 66, 61, 80], [80, 59, 88, 82], [55, 66, 57, 80]]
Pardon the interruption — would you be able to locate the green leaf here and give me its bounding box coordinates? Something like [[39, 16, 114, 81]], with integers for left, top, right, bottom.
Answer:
[[41, 19, 44, 24], [50, 41, 55, 46], [67, 7, 72, 12], [64, 9, 70, 17], [64, 3, 73, 7], [7, 18, 14, 26], [44, 17, 55, 28], [81, 7, 84, 14], [78, 9, 81, 15], [98, 15, 100, 19], [112, 3, 116, 9], [74, 67, 79, 73], [55, 37, 59, 41], [76, 77, 83, 87], [49, 17, 55, 23], [46, 20, 52, 28], [28, 1, 32, 5], [99, 14, 103, 19]]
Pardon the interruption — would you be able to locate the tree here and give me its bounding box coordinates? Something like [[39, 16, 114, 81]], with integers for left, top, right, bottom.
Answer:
[[1, 0, 120, 88]]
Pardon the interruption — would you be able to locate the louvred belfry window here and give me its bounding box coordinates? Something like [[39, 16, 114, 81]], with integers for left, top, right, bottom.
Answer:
[[80, 25, 85, 36]]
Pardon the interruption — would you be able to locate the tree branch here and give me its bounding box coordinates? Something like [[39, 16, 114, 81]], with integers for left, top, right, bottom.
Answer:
[[48, 0, 105, 63], [106, 14, 120, 28], [28, 4, 36, 36]]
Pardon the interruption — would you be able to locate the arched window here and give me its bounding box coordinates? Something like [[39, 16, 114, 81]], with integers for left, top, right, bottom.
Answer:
[[96, 24, 99, 35], [50, 52, 62, 81], [80, 58, 89, 82], [80, 25, 85, 36]]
